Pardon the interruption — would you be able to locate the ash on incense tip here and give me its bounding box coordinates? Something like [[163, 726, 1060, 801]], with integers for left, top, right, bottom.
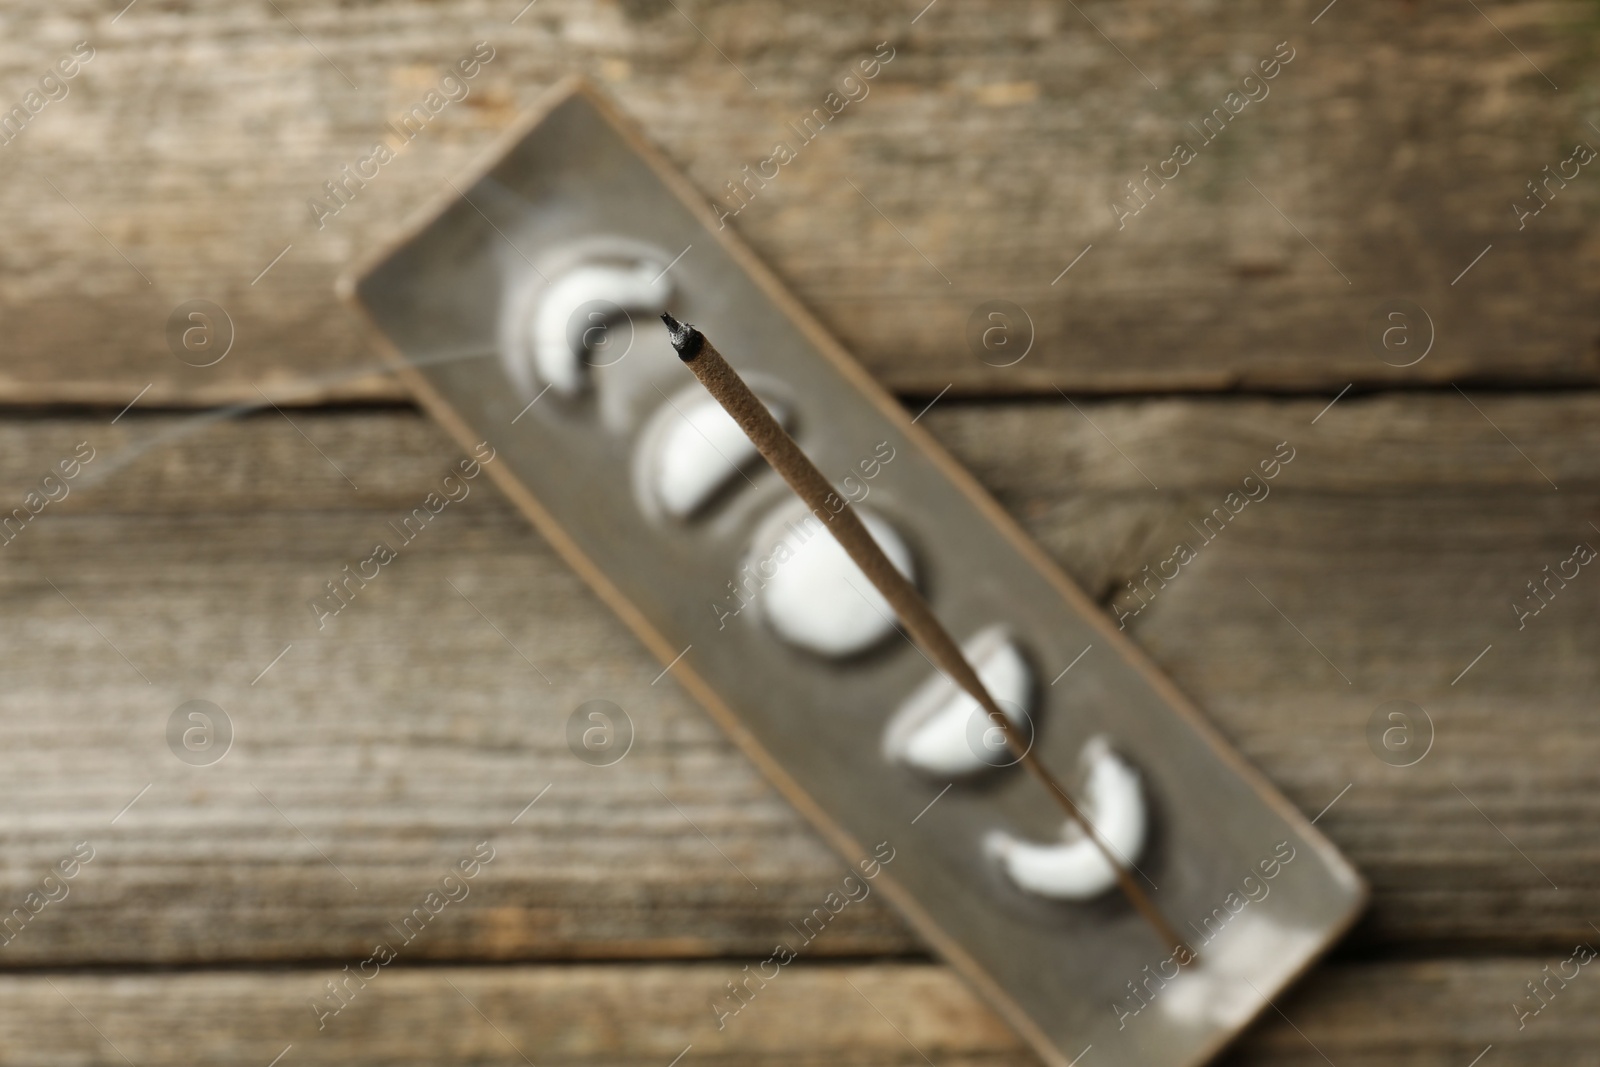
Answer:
[[659, 311, 703, 360]]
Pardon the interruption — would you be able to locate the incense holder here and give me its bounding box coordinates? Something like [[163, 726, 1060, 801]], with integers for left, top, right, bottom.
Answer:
[[340, 78, 1365, 1067]]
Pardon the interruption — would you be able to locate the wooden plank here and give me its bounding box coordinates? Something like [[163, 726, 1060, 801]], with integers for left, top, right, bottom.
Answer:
[[2, 958, 1595, 1066], [1, 1, 1597, 404], [0, 392, 1593, 966]]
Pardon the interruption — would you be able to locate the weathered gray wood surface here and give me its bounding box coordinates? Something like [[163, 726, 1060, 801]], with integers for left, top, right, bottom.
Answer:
[[0, 393, 1592, 969], [0, 1, 1596, 404], [2, 958, 1593, 1066], [5, 2, 1596, 1062]]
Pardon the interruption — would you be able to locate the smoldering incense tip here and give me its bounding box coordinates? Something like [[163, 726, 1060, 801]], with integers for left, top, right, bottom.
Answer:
[[659, 312, 704, 361]]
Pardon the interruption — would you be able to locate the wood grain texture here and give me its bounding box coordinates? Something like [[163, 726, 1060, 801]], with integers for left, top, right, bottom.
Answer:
[[3, 958, 1596, 1066], [0, 1, 1596, 404], [0, 392, 1592, 967]]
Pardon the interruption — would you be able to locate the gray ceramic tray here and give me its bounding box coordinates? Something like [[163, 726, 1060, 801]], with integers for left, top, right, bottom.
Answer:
[[340, 77, 1365, 1067]]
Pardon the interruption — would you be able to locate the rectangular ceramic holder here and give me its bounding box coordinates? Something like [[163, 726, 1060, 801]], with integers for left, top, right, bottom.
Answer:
[[340, 77, 1366, 1067]]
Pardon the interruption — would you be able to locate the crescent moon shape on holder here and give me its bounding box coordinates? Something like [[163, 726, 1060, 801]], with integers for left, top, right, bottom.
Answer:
[[985, 736, 1148, 901], [883, 626, 1034, 776], [510, 259, 673, 397]]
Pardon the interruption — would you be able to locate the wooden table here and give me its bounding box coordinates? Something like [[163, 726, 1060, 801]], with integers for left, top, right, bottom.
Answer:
[[1, 2, 1595, 1064]]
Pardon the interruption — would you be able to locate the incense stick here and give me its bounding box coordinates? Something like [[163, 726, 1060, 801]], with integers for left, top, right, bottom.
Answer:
[[661, 312, 1192, 962]]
